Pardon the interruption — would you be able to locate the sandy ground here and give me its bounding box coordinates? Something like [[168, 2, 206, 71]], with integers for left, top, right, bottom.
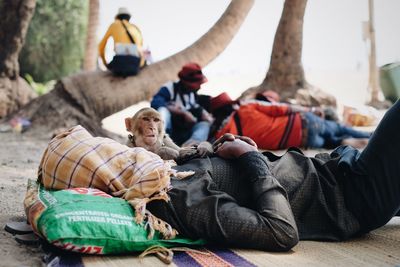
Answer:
[[0, 70, 386, 266], [0, 132, 49, 267]]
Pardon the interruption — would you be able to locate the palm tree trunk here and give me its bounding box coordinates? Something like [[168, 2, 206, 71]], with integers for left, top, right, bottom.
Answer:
[[0, 0, 37, 118], [240, 0, 336, 107], [262, 0, 307, 99], [240, 0, 307, 102], [15, 0, 255, 136], [83, 0, 99, 71]]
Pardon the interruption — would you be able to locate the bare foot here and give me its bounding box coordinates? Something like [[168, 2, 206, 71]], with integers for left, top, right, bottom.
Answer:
[[341, 138, 369, 149]]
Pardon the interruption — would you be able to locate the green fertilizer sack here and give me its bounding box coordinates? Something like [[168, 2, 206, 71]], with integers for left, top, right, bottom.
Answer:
[[24, 179, 205, 254]]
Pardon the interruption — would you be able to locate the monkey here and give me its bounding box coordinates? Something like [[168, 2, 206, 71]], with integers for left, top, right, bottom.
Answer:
[[125, 107, 214, 163], [125, 107, 180, 160]]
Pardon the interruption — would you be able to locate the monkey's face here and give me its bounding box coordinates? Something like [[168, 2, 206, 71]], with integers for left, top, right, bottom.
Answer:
[[137, 114, 162, 146], [126, 108, 165, 149]]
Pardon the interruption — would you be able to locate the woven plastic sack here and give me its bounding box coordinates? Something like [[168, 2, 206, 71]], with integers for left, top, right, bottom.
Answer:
[[24, 179, 205, 254]]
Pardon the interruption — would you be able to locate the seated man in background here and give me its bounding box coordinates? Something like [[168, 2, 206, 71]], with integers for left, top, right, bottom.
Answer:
[[148, 99, 400, 251], [151, 63, 213, 146], [209, 92, 371, 150]]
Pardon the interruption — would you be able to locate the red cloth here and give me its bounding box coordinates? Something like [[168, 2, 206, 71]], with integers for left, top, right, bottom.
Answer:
[[210, 92, 235, 112], [215, 102, 303, 150]]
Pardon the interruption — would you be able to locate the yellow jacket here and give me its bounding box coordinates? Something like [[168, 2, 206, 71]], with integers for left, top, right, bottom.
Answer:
[[98, 19, 145, 67]]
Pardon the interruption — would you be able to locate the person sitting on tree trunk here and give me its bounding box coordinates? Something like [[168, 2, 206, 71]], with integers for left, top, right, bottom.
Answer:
[[98, 7, 145, 77], [209, 92, 371, 150]]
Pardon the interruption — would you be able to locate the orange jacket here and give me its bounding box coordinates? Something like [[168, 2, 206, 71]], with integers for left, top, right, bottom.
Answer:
[[215, 102, 303, 150]]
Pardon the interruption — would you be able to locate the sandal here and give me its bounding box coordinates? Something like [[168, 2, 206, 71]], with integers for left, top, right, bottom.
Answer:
[[4, 221, 33, 235], [14, 233, 40, 246]]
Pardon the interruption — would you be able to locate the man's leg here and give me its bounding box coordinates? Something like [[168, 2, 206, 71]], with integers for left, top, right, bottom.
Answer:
[[182, 121, 211, 147], [345, 100, 400, 232], [190, 121, 210, 141], [304, 112, 328, 148], [321, 120, 370, 148], [306, 115, 371, 148], [324, 120, 371, 139]]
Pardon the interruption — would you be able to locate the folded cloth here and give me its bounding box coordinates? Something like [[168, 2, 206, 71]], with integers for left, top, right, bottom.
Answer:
[[38, 125, 177, 239]]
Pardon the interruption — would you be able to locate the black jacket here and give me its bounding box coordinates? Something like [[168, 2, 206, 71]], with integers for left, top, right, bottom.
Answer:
[[148, 149, 361, 251]]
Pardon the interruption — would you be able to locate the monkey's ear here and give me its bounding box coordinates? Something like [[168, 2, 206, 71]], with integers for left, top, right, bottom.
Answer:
[[125, 118, 132, 131]]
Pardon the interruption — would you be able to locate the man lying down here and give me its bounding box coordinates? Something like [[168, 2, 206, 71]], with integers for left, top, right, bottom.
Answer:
[[39, 100, 400, 252]]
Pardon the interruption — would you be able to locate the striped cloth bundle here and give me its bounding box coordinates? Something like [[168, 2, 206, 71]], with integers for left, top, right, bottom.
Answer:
[[38, 125, 177, 239]]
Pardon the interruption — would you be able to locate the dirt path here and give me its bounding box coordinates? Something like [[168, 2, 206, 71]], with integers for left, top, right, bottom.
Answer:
[[0, 132, 48, 267]]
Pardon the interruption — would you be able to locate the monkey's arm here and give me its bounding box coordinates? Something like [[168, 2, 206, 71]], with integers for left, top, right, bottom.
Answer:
[[163, 134, 214, 158], [163, 134, 181, 151], [156, 147, 179, 160], [155, 134, 180, 160], [176, 141, 214, 165]]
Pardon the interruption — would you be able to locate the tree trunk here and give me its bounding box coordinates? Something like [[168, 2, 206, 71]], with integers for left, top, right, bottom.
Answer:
[[0, 0, 37, 118], [240, 0, 336, 107], [13, 0, 255, 136], [83, 0, 99, 71], [263, 0, 307, 100], [0, 77, 36, 119]]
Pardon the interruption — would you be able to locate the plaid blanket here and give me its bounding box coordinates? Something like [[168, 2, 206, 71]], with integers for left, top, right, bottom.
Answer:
[[38, 125, 177, 239]]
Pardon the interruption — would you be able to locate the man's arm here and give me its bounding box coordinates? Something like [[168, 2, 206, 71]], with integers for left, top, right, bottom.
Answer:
[[150, 87, 171, 110], [153, 134, 298, 251], [98, 24, 114, 67], [288, 104, 324, 117], [164, 135, 297, 251], [169, 151, 299, 251], [235, 151, 298, 250], [207, 137, 299, 250], [252, 102, 324, 117]]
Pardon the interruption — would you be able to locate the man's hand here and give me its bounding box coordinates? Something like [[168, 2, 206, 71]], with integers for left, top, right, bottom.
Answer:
[[167, 102, 183, 114], [201, 109, 214, 123], [167, 102, 197, 124], [213, 133, 257, 150], [213, 133, 257, 159], [182, 111, 197, 124]]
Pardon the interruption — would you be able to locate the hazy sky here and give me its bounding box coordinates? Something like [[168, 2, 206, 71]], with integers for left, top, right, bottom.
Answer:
[[99, 0, 400, 75]]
